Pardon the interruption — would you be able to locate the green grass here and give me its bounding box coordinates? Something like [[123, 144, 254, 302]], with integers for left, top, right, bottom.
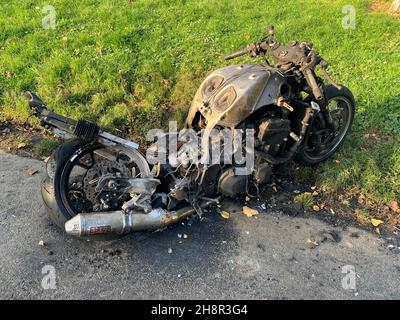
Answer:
[[33, 137, 61, 157], [294, 192, 314, 211], [0, 0, 399, 206]]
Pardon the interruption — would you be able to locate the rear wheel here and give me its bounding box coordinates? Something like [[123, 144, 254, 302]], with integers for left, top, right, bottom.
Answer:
[[295, 85, 355, 166], [41, 139, 150, 231]]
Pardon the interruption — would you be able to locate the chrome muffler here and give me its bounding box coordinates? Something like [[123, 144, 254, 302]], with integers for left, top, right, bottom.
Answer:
[[65, 199, 217, 238]]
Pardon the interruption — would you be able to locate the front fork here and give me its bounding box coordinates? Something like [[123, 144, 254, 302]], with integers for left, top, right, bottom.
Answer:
[[314, 82, 336, 131]]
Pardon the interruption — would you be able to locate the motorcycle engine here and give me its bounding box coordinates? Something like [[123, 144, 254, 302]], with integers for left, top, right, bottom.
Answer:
[[257, 118, 291, 145]]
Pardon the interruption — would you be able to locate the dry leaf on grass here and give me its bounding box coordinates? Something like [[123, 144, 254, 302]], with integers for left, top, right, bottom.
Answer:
[[220, 211, 230, 219], [388, 200, 399, 213], [313, 205, 320, 212], [17, 143, 26, 149], [312, 191, 319, 197], [371, 218, 384, 227], [242, 206, 259, 218]]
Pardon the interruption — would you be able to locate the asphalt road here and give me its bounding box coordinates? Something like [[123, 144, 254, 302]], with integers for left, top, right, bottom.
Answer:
[[0, 149, 399, 300]]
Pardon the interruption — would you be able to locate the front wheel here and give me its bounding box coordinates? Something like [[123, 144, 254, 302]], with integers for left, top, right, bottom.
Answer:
[[295, 85, 355, 166]]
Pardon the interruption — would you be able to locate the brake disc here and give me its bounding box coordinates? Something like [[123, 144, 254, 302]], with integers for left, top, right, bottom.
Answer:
[[83, 160, 131, 204]]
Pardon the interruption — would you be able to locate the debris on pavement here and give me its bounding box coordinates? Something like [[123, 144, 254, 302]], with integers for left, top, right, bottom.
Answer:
[[28, 167, 39, 176], [220, 210, 230, 219], [38, 240, 46, 247], [316, 230, 340, 243], [242, 206, 259, 218], [306, 238, 319, 247], [307, 230, 340, 248], [281, 203, 303, 217], [168, 248, 172, 254]]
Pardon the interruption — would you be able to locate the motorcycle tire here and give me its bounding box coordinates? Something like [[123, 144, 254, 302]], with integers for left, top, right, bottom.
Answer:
[[41, 139, 91, 230], [294, 85, 355, 166], [41, 138, 150, 233]]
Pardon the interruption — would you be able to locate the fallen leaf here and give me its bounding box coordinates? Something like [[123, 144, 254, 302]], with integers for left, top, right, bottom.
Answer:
[[38, 240, 46, 247], [242, 206, 259, 218], [375, 228, 381, 235], [388, 200, 399, 213], [313, 205, 320, 212], [220, 211, 230, 219], [312, 191, 319, 197], [17, 143, 26, 149], [311, 186, 317, 190], [334, 159, 341, 164], [306, 239, 318, 246], [371, 218, 384, 227], [161, 79, 169, 86], [245, 196, 251, 202], [28, 168, 39, 176]]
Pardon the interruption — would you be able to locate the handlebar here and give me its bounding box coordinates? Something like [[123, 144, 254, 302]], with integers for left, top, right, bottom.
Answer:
[[224, 43, 258, 61], [224, 48, 250, 61], [224, 27, 328, 101]]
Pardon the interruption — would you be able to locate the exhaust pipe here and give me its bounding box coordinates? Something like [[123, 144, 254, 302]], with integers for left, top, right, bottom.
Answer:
[[65, 199, 217, 238]]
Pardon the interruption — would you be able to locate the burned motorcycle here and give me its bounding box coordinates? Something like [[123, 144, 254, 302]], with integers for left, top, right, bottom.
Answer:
[[27, 26, 355, 239]]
